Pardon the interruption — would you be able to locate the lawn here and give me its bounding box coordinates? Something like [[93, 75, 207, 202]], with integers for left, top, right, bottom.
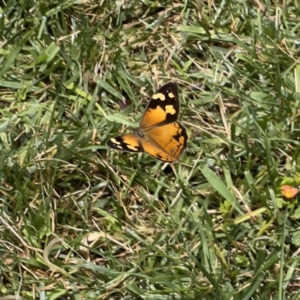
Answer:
[[1, 0, 300, 299]]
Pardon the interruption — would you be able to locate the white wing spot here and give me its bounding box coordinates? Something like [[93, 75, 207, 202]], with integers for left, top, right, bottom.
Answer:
[[152, 93, 166, 101], [128, 144, 139, 151], [165, 105, 176, 115], [111, 138, 121, 145]]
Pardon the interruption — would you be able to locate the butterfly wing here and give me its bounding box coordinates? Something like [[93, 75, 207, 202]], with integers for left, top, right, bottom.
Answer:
[[106, 134, 143, 153], [107, 122, 187, 162], [107, 81, 188, 162], [140, 82, 180, 130], [141, 122, 188, 162]]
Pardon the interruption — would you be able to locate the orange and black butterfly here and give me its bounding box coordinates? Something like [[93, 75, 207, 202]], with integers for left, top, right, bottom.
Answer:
[[106, 82, 188, 163]]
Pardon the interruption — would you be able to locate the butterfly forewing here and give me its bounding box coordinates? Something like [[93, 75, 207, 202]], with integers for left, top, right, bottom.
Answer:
[[107, 134, 143, 153], [140, 82, 180, 130]]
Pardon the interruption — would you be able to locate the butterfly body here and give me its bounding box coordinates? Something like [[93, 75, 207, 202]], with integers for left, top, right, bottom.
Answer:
[[107, 82, 188, 163]]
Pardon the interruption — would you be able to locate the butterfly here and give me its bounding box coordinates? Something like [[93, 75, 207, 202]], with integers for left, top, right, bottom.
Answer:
[[107, 82, 188, 163]]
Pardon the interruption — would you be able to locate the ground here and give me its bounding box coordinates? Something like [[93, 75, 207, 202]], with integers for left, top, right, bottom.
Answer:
[[0, 1, 300, 299]]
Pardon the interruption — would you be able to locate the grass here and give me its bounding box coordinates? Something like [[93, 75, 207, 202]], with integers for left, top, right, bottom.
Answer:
[[1, 0, 300, 299]]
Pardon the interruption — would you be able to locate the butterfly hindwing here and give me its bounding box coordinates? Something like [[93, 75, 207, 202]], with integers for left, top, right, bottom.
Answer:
[[140, 82, 180, 130], [144, 122, 187, 160], [140, 122, 188, 163]]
